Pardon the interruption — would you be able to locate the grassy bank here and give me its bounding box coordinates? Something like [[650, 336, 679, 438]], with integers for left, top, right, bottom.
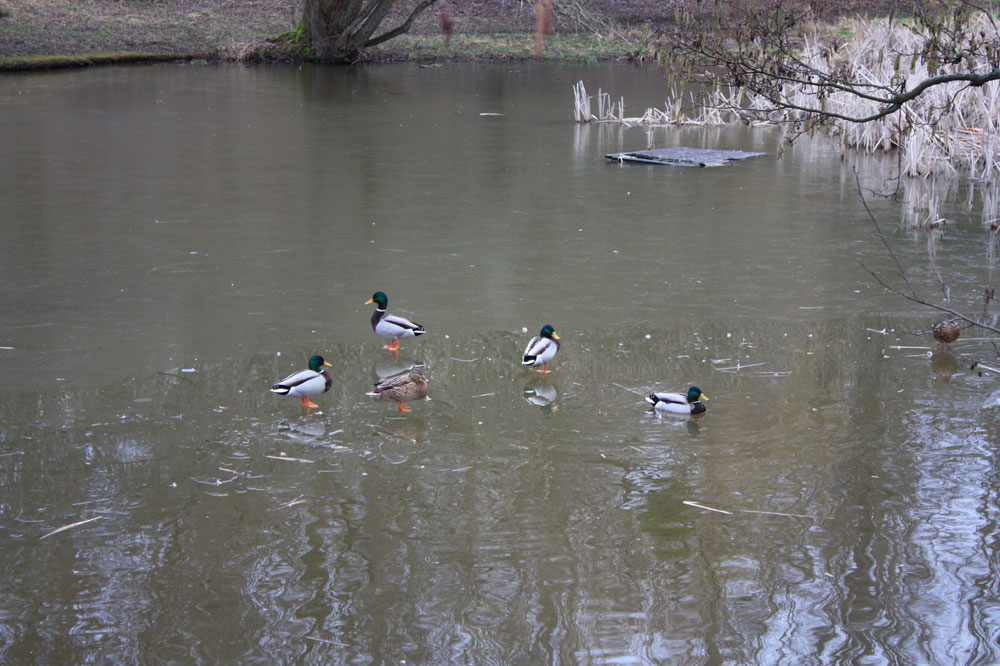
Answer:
[[0, 0, 641, 71], [0, 0, 301, 69]]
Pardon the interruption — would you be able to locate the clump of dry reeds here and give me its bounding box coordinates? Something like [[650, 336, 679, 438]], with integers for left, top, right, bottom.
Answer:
[[789, 15, 1000, 179], [574, 14, 1000, 181], [572, 80, 754, 126]]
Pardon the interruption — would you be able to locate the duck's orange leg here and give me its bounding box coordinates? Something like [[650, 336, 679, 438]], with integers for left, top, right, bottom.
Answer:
[[397, 401, 412, 413], [301, 397, 319, 409]]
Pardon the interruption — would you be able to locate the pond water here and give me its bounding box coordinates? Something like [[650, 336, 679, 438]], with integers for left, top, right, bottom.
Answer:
[[1, 62, 998, 665]]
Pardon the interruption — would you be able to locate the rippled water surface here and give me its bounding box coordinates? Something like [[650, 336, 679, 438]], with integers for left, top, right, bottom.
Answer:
[[1, 62, 999, 665]]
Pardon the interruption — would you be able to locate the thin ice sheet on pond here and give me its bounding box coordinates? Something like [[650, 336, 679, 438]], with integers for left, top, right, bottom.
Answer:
[[606, 147, 767, 167]]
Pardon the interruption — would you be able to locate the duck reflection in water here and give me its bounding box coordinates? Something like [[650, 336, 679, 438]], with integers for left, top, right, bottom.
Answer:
[[522, 376, 559, 413], [373, 416, 428, 445], [373, 357, 420, 381], [931, 349, 960, 380]]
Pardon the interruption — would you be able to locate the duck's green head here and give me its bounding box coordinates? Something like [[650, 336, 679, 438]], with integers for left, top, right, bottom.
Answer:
[[308, 355, 332, 372], [366, 291, 388, 309], [688, 386, 707, 402], [540, 324, 559, 340]]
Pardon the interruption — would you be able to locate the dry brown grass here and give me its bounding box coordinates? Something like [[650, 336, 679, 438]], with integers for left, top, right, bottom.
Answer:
[[0, 0, 657, 63], [0, 0, 896, 64], [0, 0, 301, 59]]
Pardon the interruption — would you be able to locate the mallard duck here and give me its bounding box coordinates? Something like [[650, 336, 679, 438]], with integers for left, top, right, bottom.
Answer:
[[366, 291, 425, 352], [932, 318, 960, 348], [646, 386, 707, 414], [270, 355, 332, 409], [367, 368, 429, 413], [522, 324, 560, 374]]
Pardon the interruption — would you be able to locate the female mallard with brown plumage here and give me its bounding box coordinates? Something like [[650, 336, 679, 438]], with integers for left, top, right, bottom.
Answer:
[[367, 368, 429, 413], [932, 318, 961, 348]]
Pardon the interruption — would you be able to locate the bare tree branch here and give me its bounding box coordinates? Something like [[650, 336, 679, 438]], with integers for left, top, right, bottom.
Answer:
[[854, 168, 921, 301], [854, 168, 1000, 336], [365, 0, 438, 47]]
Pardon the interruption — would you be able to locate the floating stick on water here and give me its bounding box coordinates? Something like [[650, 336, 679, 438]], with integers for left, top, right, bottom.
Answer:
[[684, 500, 829, 520], [40, 516, 104, 540], [739, 508, 828, 519], [683, 500, 733, 515], [70, 497, 111, 507], [714, 361, 767, 372], [278, 496, 309, 509], [265, 455, 314, 464]]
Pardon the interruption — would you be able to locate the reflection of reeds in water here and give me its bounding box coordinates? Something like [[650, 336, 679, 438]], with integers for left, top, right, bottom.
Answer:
[[981, 181, 1000, 231], [899, 177, 948, 231]]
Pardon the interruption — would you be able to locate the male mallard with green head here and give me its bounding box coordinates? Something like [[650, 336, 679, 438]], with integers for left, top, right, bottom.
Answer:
[[522, 324, 560, 374], [270, 355, 333, 409], [646, 386, 707, 414], [366, 291, 425, 352]]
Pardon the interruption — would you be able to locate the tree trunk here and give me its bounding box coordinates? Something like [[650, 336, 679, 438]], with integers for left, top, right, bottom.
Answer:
[[302, 0, 439, 63]]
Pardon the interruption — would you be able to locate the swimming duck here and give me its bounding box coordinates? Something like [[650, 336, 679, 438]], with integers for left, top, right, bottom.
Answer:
[[932, 318, 960, 348], [270, 355, 333, 409], [522, 324, 560, 374], [367, 368, 429, 413], [646, 386, 707, 414], [366, 291, 425, 352]]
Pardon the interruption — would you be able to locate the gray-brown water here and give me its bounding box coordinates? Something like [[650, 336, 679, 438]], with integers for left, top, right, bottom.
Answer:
[[1, 62, 998, 665]]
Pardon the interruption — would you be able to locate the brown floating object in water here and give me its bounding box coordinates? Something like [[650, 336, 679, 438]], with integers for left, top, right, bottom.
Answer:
[[932, 319, 961, 346]]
